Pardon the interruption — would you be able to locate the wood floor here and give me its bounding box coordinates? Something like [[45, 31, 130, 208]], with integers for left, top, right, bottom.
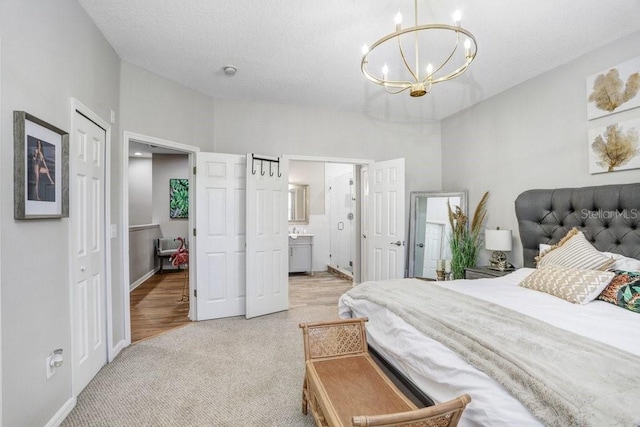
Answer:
[[130, 270, 352, 343], [130, 269, 190, 343], [288, 271, 353, 309]]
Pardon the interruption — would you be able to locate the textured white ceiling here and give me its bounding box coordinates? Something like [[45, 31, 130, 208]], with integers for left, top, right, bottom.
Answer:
[[78, 0, 640, 120]]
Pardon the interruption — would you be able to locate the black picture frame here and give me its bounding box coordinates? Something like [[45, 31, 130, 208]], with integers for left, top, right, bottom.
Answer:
[[14, 111, 69, 219]]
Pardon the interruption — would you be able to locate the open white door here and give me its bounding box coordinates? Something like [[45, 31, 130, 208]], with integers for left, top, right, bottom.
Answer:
[[360, 166, 369, 283], [368, 158, 405, 280], [195, 153, 246, 320], [245, 154, 288, 319]]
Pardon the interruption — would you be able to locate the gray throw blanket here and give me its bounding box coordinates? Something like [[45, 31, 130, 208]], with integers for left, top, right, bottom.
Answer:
[[346, 279, 640, 427]]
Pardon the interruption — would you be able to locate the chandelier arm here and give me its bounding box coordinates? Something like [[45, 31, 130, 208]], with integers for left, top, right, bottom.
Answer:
[[362, 59, 414, 89], [422, 39, 460, 85], [396, 35, 419, 82], [384, 86, 411, 95], [422, 34, 477, 85], [428, 60, 473, 84]]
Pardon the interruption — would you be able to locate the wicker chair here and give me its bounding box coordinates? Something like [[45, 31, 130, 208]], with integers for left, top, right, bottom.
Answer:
[[299, 318, 471, 427]]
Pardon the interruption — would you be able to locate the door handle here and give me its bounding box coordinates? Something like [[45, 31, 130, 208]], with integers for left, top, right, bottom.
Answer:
[[362, 234, 367, 239], [417, 243, 424, 248], [391, 241, 402, 246], [80, 266, 86, 272]]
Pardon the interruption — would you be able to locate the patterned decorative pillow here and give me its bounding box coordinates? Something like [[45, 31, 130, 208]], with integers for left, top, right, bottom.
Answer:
[[518, 265, 615, 304], [597, 270, 640, 313], [536, 228, 614, 271]]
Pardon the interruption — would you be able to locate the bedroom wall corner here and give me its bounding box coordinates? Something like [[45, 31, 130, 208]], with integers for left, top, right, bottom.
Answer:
[[441, 30, 640, 267]]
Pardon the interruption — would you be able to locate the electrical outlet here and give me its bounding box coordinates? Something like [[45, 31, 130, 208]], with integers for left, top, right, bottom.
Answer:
[[46, 354, 55, 379]]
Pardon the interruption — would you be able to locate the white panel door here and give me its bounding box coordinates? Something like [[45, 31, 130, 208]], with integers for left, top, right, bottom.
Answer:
[[368, 158, 405, 280], [245, 154, 288, 319], [422, 222, 444, 279], [360, 167, 369, 283], [195, 153, 246, 320], [71, 112, 107, 393]]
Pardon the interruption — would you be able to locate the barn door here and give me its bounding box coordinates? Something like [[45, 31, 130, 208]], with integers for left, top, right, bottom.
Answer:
[[245, 154, 289, 318]]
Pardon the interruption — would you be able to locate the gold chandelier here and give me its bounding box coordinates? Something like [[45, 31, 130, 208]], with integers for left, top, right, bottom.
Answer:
[[361, 0, 478, 97]]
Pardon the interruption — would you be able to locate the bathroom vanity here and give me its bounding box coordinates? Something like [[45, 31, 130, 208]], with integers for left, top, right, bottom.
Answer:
[[289, 234, 313, 275]]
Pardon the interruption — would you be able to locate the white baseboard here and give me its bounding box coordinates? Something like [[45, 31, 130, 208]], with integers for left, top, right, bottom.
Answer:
[[129, 268, 158, 291], [45, 396, 76, 427], [110, 338, 127, 361]]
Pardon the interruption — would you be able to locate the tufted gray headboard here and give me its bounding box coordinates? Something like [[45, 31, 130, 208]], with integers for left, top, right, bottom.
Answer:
[[515, 183, 640, 268]]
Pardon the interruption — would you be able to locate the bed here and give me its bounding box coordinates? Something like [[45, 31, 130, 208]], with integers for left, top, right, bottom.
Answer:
[[338, 183, 640, 427]]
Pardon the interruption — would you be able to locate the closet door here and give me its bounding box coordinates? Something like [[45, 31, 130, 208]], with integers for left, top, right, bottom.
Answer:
[[245, 154, 289, 318], [368, 158, 406, 280], [195, 153, 246, 320]]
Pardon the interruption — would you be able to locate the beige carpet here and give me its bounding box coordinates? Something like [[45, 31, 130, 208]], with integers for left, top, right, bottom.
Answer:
[[62, 306, 339, 426]]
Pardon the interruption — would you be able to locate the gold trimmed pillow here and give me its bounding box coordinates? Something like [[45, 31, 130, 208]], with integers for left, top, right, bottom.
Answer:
[[519, 265, 615, 304], [536, 228, 614, 271]]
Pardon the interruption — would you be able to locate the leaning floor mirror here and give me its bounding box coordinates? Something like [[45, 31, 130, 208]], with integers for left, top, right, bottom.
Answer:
[[408, 191, 468, 280]]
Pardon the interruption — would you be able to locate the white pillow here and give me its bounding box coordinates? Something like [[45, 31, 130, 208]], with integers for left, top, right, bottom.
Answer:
[[539, 244, 551, 255], [601, 252, 640, 272]]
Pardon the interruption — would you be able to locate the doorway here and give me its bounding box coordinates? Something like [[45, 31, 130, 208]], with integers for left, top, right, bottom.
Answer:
[[121, 131, 199, 345], [287, 157, 367, 287]]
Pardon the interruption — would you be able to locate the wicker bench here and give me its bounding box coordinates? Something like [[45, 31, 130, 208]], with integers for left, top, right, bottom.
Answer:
[[299, 318, 470, 427]]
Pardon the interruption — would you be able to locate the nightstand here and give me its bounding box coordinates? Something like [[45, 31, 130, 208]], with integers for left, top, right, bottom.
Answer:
[[464, 266, 514, 280]]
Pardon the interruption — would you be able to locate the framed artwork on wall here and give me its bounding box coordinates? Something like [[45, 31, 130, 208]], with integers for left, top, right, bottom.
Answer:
[[169, 178, 189, 218], [587, 56, 640, 120], [14, 111, 69, 219], [588, 117, 640, 174]]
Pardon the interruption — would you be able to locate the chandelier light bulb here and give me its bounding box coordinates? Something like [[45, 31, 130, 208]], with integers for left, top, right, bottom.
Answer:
[[362, 44, 369, 55], [453, 9, 462, 25], [464, 38, 471, 57], [426, 63, 434, 75], [382, 63, 389, 78], [394, 12, 403, 25]]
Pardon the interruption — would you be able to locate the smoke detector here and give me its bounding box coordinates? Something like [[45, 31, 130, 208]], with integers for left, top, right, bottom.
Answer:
[[223, 65, 237, 77]]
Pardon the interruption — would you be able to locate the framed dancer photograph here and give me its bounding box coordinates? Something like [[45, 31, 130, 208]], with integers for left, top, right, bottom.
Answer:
[[14, 111, 69, 219]]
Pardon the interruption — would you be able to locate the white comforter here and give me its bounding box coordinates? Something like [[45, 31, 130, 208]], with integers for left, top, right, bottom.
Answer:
[[338, 268, 640, 427]]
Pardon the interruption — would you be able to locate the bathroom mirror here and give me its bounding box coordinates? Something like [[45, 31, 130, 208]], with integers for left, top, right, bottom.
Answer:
[[408, 191, 468, 280], [288, 183, 309, 224]]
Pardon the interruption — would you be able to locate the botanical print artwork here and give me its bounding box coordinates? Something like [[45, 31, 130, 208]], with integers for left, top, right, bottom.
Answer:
[[588, 118, 640, 174], [169, 178, 189, 218], [587, 56, 640, 120]]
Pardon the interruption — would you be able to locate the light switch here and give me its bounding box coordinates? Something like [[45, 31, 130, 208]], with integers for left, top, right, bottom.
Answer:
[[110, 224, 117, 239], [110, 109, 116, 124]]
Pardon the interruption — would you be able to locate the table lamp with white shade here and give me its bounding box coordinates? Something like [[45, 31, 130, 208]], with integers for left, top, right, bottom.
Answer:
[[485, 228, 513, 271]]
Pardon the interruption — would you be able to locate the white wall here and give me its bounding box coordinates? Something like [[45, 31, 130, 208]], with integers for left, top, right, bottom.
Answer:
[[128, 157, 153, 225], [128, 224, 162, 287], [442, 30, 640, 267], [0, 0, 121, 425], [120, 62, 216, 150], [213, 99, 442, 201], [152, 154, 190, 240]]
